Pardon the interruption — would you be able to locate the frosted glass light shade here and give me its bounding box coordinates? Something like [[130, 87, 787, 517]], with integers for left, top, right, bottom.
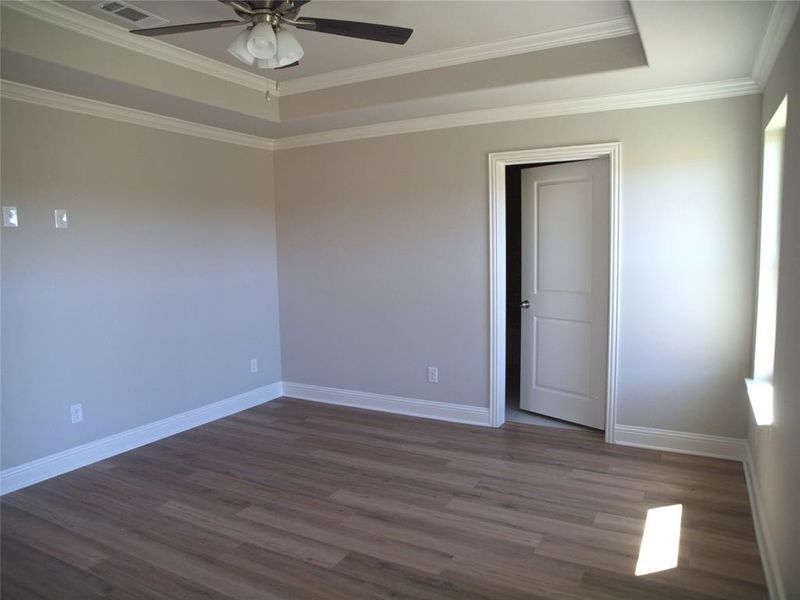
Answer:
[[256, 56, 280, 69], [247, 23, 277, 59], [276, 28, 304, 66], [227, 29, 254, 65]]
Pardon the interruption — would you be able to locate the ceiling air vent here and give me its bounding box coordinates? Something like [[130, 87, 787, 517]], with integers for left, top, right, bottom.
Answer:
[[91, 1, 168, 28]]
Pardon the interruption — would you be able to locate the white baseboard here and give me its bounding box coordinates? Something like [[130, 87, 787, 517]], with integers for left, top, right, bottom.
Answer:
[[0, 382, 283, 495], [614, 426, 780, 596], [1, 380, 780, 598], [614, 424, 747, 461], [743, 442, 785, 600], [282, 382, 491, 427]]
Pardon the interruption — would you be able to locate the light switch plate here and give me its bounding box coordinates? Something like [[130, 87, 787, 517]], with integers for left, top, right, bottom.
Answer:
[[70, 403, 83, 424], [55, 209, 69, 229], [3, 206, 18, 227]]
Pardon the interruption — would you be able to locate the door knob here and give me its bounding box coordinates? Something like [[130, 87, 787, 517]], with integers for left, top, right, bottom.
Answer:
[[520, 300, 530, 309]]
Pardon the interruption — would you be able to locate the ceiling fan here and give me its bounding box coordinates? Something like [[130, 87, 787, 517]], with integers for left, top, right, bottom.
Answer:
[[130, 0, 414, 70]]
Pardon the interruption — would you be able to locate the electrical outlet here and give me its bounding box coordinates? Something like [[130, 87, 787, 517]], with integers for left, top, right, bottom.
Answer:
[[250, 358, 258, 373], [55, 209, 69, 229], [3, 206, 18, 228], [70, 403, 83, 424], [427, 367, 438, 384]]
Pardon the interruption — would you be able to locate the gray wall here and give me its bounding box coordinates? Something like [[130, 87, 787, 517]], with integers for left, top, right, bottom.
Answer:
[[750, 16, 800, 597], [276, 95, 761, 438], [0, 100, 282, 469], [0, 86, 765, 468]]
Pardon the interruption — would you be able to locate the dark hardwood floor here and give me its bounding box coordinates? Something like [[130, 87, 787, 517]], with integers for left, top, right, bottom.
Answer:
[[1, 398, 766, 599]]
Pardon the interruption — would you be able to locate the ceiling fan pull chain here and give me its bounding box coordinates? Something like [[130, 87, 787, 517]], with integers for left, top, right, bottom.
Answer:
[[266, 79, 279, 103]]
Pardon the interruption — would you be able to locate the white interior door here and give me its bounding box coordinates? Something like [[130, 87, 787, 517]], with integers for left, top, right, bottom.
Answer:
[[519, 158, 609, 429]]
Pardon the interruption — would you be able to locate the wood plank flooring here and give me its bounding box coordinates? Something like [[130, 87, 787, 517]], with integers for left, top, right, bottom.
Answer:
[[1, 398, 766, 599]]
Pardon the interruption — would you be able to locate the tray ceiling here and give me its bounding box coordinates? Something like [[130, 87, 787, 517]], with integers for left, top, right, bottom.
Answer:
[[58, 0, 634, 80], [0, 0, 788, 146]]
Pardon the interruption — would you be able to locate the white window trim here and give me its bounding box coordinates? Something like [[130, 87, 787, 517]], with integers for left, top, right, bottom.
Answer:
[[747, 95, 787, 427]]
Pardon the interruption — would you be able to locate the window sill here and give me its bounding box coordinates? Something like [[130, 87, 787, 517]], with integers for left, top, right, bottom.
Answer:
[[745, 379, 774, 426]]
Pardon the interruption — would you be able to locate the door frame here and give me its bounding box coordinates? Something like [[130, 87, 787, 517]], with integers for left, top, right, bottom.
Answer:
[[488, 142, 621, 443]]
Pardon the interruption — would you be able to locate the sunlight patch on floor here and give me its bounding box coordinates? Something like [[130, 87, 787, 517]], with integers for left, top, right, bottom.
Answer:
[[635, 504, 683, 576]]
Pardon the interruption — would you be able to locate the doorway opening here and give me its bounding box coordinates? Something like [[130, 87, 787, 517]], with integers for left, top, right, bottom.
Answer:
[[488, 143, 621, 442], [505, 160, 597, 430]]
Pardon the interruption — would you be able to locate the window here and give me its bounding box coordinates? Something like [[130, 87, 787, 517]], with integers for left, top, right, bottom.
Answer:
[[747, 96, 787, 426]]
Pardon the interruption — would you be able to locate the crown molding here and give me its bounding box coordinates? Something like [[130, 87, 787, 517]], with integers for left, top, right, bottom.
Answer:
[[1, 76, 759, 152], [3, 0, 783, 103], [273, 78, 760, 149], [1, 0, 637, 99], [751, 0, 800, 88], [0, 80, 276, 151], [2, 0, 279, 95], [278, 16, 638, 96]]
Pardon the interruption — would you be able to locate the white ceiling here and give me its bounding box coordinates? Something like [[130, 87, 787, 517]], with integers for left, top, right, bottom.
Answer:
[[59, 0, 633, 79], [1, 0, 789, 143]]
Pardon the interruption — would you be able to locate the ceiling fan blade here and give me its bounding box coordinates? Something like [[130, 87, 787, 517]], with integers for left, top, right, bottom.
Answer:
[[131, 20, 243, 37], [293, 18, 412, 45], [275, 61, 300, 69]]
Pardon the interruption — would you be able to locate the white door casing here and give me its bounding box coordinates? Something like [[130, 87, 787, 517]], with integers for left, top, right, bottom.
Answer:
[[519, 159, 609, 429], [488, 142, 621, 440]]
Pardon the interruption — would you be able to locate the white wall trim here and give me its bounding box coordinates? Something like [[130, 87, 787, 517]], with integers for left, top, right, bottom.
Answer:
[[1, 1, 635, 98], [751, 1, 800, 88], [0, 382, 283, 496], [278, 16, 637, 96], [613, 424, 785, 593], [0, 80, 276, 151], [3, 0, 278, 94], [614, 424, 747, 461], [488, 142, 622, 444], [744, 442, 786, 600], [2, 77, 758, 152], [0, 377, 777, 600], [0, 0, 773, 114], [282, 382, 491, 427], [273, 78, 760, 149]]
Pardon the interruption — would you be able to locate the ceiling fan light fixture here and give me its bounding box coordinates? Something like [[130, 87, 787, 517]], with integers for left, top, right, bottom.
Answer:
[[246, 22, 277, 60], [255, 56, 280, 69], [227, 28, 254, 65], [131, 2, 413, 76], [275, 28, 304, 67]]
